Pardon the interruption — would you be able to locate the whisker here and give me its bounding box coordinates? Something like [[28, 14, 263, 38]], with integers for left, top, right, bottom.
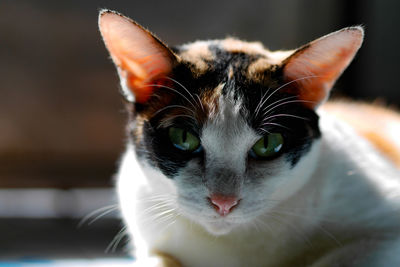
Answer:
[[140, 211, 176, 227], [258, 95, 298, 119], [262, 113, 309, 122], [136, 195, 177, 202], [267, 75, 320, 101], [152, 104, 195, 117], [86, 206, 119, 226], [259, 128, 271, 134], [254, 87, 273, 119], [259, 123, 290, 131], [195, 93, 205, 112], [134, 149, 166, 162], [157, 214, 178, 234], [140, 205, 175, 218], [316, 224, 342, 246], [261, 99, 316, 118], [78, 204, 119, 227], [255, 75, 319, 118], [144, 84, 197, 110], [165, 76, 199, 109], [138, 202, 174, 217], [268, 213, 314, 249], [154, 213, 176, 224], [253, 217, 274, 235], [270, 210, 342, 246], [105, 226, 127, 253], [158, 114, 198, 128], [269, 209, 338, 224]]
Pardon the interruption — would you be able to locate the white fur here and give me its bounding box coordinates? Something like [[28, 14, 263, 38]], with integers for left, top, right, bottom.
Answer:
[[99, 12, 398, 265], [117, 107, 400, 266]]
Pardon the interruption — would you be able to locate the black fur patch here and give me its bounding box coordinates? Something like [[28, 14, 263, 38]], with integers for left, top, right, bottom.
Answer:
[[131, 41, 321, 177]]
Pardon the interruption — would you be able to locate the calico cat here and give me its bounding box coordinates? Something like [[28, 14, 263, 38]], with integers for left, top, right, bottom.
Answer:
[[99, 9, 400, 267]]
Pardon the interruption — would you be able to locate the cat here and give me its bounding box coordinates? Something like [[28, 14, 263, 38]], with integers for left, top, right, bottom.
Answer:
[[98, 9, 400, 267]]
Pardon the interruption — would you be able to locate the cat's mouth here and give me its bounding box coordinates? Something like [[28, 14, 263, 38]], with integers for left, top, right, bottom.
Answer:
[[178, 202, 243, 235]]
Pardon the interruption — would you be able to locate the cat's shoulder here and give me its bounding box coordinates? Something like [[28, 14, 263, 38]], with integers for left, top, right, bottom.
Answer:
[[321, 100, 400, 167]]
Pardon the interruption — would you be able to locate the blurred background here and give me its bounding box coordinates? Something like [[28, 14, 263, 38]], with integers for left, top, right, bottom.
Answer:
[[1, 0, 400, 262]]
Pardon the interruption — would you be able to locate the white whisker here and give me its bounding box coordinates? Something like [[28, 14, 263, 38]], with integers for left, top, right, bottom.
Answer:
[[78, 204, 119, 227], [165, 76, 199, 109], [255, 75, 319, 119], [153, 104, 195, 117], [87, 207, 119, 226], [144, 84, 197, 110], [261, 99, 316, 118], [258, 96, 298, 118], [262, 113, 309, 122], [268, 213, 314, 249], [138, 202, 174, 217], [254, 87, 273, 119], [195, 93, 205, 112], [270, 210, 342, 246], [158, 114, 198, 128], [105, 226, 127, 253], [259, 123, 290, 131]]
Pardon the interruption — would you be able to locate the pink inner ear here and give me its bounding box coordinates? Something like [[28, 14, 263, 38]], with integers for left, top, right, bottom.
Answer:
[[99, 12, 174, 103], [283, 27, 364, 109]]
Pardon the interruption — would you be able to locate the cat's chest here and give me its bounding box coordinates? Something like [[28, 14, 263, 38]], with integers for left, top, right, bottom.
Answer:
[[153, 218, 293, 267], [152, 215, 356, 267]]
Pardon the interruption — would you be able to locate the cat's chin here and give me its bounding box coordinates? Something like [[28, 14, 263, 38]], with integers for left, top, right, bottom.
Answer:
[[200, 220, 238, 236]]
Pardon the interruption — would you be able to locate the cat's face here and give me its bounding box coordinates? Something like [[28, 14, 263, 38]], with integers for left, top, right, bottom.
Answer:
[[99, 10, 363, 235], [131, 41, 322, 234]]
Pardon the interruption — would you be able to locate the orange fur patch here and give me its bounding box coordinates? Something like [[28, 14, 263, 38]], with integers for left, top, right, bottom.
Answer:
[[199, 83, 223, 119], [181, 83, 223, 126], [152, 250, 182, 267], [179, 42, 214, 75], [228, 66, 234, 79], [132, 115, 145, 145], [247, 51, 293, 81], [247, 58, 271, 76], [322, 101, 400, 167], [221, 38, 270, 56]]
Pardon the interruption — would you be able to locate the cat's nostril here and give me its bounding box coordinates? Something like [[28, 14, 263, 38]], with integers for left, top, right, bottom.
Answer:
[[208, 194, 240, 216]]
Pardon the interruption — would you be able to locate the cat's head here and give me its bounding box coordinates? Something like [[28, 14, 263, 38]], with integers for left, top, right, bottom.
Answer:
[[99, 10, 363, 235]]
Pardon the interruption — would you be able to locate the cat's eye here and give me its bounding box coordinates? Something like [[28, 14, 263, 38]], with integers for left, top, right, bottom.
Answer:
[[250, 133, 284, 159], [168, 127, 201, 152]]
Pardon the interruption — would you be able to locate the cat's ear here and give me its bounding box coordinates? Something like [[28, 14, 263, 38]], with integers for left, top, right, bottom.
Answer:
[[98, 10, 177, 103], [282, 27, 364, 109]]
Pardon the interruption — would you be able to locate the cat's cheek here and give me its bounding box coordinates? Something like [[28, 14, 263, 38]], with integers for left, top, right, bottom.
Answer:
[[267, 140, 322, 202], [241, 142, 321, 216], [172, 161, 209, 207]]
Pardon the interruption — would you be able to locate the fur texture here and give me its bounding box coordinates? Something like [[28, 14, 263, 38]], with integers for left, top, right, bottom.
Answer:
[[99, 10, 400, 266]]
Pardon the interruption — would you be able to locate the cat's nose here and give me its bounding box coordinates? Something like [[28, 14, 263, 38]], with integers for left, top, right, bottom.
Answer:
[[208, 194, 240, 216]]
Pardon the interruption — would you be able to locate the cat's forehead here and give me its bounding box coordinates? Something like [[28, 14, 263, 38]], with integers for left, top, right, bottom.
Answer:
[[133, 39, 295, 137], [175, 38, 292, 77], [201, 89, 258, 168]]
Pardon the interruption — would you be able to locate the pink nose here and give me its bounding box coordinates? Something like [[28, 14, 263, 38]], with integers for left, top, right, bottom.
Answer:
[[209, 194, 239, 216]]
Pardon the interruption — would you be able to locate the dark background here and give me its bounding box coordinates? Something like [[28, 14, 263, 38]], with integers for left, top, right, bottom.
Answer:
[[1, 0, 400, 260], [1, 0, 400, 189]]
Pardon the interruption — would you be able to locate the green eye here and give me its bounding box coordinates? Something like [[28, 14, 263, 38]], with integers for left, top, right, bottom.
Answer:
[[250, 133, 284, 158], [168, 127, 201, 152]]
